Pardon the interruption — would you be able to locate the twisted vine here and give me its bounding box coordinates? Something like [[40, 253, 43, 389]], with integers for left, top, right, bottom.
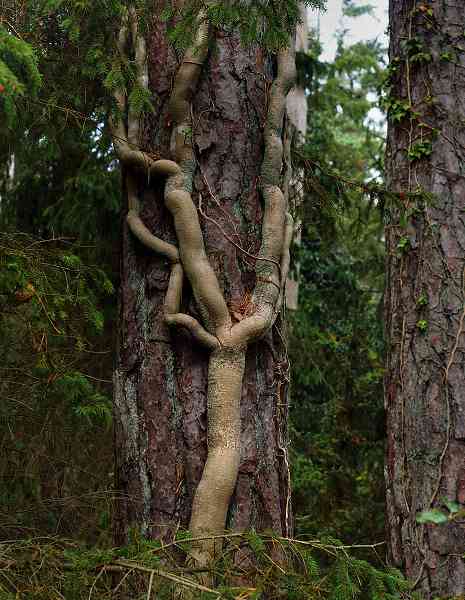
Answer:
[[110, 5, 295, 580]]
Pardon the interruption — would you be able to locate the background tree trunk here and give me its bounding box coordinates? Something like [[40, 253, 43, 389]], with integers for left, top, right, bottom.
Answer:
[[385, 1, 465, 596], [113, 8, 291, 545]]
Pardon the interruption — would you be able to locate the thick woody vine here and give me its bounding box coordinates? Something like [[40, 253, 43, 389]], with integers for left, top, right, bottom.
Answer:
[[110, 6, 295, 576]]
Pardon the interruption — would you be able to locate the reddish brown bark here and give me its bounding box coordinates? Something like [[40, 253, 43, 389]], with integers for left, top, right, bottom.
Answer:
[[113, 10, 291, 545], [385, 1, 465, 597]]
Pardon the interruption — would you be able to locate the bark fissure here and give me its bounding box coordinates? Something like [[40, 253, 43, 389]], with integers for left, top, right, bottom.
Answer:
[[112, 5, 295, 575], [386, 1, 465, 596]]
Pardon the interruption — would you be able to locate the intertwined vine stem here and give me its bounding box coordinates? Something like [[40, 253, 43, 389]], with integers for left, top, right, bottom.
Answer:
[[110, 5, 295, 580]]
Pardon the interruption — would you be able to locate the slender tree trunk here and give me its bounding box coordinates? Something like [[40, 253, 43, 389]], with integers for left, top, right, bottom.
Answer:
[[113, 7, 292, 546], [385, 1, 465, 596], [285, 3, 308, 310]]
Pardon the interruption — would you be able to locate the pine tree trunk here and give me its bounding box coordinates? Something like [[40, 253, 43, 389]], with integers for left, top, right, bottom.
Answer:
[[385, 1, 465, 596], [113, 9, 291, 545]]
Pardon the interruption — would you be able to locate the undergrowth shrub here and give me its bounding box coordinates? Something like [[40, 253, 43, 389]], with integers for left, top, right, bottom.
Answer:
[[0, 233, 114, 542], [0, 532, 413, 599]]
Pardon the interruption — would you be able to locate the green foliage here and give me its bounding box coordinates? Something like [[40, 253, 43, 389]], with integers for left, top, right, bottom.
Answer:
[[0, 2, 122, 246], [416, 500, 465, 524], [416, 508, 448, 524], [416, 319, 428, 332], [0, 233, 112, 342], [0, 532, 413, 599], [103, 64, 126, 93], [416, 293, 428, 306], [407, 140, 433, 161], [128, 83, 154, 116], [397, 236, 410, 252], [443, 499, 461, 514], [383, 97, 411, 123], [0, 25, 41, 131], [162, 0, 326, 52], [342, 0, 374, 19], [295, 34, 385, 234], [290, 28, 386, 544], [401, 36, 432, 64], [290, 242, 385, 542], [439, 50, 455, 63], [245, 529, 267, 560], [326, 557, 409, 600], [54, 371, 112, 425], [0, 233, 114, 540]]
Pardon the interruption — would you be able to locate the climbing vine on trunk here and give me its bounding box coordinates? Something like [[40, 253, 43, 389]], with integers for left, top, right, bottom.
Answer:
[[110, 5, 295, 578], [385, 1, 465, 597]]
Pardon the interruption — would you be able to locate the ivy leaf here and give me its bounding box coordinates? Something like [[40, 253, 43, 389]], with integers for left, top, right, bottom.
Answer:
[[416, 509, 448, 524], [443, 499, 461, 514], [398, 213, 408, 228]]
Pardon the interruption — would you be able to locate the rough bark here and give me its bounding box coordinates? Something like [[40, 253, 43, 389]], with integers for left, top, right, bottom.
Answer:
[[113, 4, 292, 554], [385, 1, 465, 597]]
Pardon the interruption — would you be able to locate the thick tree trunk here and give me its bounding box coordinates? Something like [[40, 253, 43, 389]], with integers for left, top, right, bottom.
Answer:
[[113, 9, 291, 545], [385, 1, 465, 596]]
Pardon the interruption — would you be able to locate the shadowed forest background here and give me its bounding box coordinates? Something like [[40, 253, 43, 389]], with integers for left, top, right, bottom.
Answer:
[[0, 0, 435, 598]]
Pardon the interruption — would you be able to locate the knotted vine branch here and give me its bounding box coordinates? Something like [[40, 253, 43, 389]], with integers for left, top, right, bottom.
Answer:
[[110, 4, 296, 584]]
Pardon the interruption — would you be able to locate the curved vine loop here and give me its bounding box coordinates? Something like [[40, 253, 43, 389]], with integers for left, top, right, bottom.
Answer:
[[110, 4, 296, 585]]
